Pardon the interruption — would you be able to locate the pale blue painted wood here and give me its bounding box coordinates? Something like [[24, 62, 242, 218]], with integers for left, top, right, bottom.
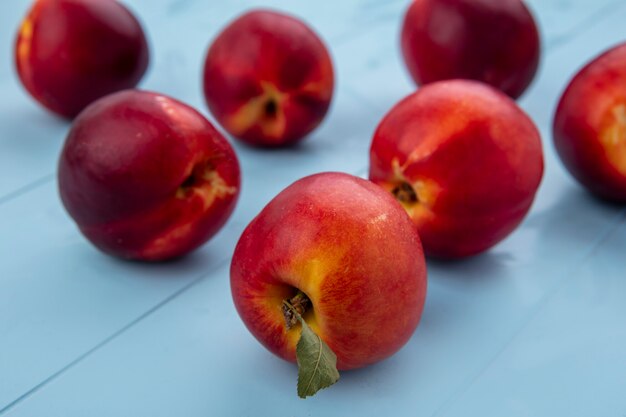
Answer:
[[0, 0, 625, 416], [437, 216, 626, 417]]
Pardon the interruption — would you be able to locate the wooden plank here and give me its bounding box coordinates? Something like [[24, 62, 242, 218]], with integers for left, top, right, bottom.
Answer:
[[436, 215, 626, 417]]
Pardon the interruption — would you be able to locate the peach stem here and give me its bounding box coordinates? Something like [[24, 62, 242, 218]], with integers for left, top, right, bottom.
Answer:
[[282, 291, 311, 330], [392, 182, 418, 204]]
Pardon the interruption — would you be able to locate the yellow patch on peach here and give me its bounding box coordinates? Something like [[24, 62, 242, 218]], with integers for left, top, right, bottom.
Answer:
[[141, 223, 194, 259], [277, 244, 350, 344], [298, 78, 333, 101], [600, 103, 626, 176], [290, 258, 328, 301], [176, 169, 237, 209], [226, 82, 287, 140], [143, 170, 236, 258], [17, 17, 34, 86]]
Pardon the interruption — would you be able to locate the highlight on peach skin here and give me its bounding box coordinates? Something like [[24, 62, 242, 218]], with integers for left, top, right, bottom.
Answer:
[[230, 172, 427, 397], [15, 0, 149, 119], [203, 9, 334, 147], [553, 42, 626, 202], [58, 90, 241, 261], [401, 0, 540, 99], [369, 80, 544, 259]]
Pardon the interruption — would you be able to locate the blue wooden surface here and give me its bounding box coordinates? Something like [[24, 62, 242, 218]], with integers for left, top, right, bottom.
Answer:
[[1, 1, 625, 416]]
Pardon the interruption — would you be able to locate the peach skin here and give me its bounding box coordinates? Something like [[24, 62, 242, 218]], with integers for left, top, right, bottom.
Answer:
[[553, 42, 626, 202], [15, 0, 149, 118], [231, 172, 427, 371], [58, 90, 240, 261], [203, 10, 334, 147], [369, 80, 544, 259], [401, 0, 540, 99]]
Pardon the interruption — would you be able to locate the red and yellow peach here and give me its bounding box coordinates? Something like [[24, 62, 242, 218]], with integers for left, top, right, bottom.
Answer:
[[231, 172, 427, 370], [203, 10, 334, 147], [553, 42, 626, 202], [58, 90, 240, 261], [369, 80, 544, 258]]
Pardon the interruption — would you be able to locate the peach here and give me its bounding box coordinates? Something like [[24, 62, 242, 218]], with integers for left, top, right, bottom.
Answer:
[[231, 172, 427, 371], [401, 0, 540, 99], [15, 0, 149, 118], [369, 80, 544, 258], [58, 90, 240, 261], [203, 10, 334, 147], [553, 43, 626, 202]]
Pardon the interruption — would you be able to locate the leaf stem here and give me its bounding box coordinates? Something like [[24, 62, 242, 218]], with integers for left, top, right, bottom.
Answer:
[[282, 291, 310, 329], [281, 292, 340, 398]]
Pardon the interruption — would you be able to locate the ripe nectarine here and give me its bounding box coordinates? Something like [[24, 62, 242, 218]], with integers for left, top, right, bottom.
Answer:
[[15, 0, 149, 118], [369, 80, 544, 258], [59, 90, 240, 261], [401, 0, 540, 99], [231, 172, 427, 371], [553, 43, 626, 202], [203, 10, 334, 147]]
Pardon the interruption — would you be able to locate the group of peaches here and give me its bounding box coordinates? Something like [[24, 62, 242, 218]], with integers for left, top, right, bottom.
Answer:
[[14, 0, 626, 398]]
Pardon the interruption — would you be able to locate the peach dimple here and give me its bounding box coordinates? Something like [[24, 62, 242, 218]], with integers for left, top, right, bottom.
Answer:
[[226, 82, 288, 140], [379, 159, 442, 225], [283, 292, 321, 351]]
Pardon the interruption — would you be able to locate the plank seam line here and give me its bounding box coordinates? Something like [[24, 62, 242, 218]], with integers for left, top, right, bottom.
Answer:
[[430, 207, 626, 417], [0, 174, 54, 206], [0, 165, 373, 413], [0, 256, 231, 416]]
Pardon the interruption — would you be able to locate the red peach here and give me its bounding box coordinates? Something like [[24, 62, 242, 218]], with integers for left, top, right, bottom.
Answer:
[[203, 10, 334, 147], [401, 0, 540, 99], [58, 90, 240, 261], [231, 172, 427, 370], [369, 80, 544, 259], [15, 0, 149, 118], [553, 43, 626, 202]]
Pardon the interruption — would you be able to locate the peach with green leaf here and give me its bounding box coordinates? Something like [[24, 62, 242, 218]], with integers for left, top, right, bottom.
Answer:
[[230, 172, 427, 397]]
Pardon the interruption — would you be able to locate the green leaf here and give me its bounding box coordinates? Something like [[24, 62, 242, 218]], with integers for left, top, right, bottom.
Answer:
[[295, 317, 340, 398]]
